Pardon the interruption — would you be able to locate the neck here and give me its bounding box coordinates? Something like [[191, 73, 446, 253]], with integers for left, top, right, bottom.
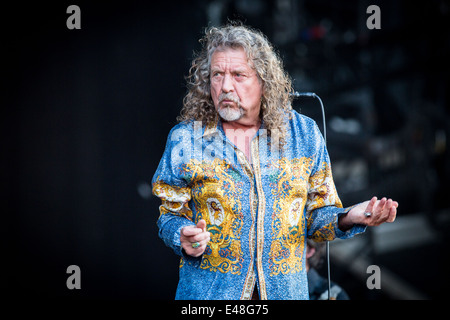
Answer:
[[222, 119, 260, 162], [221, 118, 261, 132]]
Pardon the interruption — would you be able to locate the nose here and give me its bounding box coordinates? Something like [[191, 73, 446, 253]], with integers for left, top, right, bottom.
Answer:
[[221, 73, 234, 93]]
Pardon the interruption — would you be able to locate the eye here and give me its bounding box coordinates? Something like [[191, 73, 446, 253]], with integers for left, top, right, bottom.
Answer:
[[234, 73, 246, 80], [235, 70, 250, 78], [212, 71, 223, 79]]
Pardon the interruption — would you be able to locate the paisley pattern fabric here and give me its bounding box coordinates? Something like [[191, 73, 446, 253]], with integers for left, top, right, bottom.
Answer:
[[152, 110, 365, 300]]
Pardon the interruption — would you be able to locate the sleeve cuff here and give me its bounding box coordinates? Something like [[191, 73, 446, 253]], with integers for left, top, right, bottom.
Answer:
[[334, 207, 367, 239]]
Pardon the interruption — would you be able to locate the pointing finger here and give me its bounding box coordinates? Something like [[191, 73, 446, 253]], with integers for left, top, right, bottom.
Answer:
[[197, 219, 207, 232]]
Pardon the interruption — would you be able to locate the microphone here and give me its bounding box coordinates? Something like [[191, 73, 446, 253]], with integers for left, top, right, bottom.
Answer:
[[290, 91, 327, 145], [290, 91, 316, 98]]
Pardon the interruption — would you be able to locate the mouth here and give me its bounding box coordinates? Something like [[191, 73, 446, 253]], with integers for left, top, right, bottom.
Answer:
[[219, 100, 237, 108]]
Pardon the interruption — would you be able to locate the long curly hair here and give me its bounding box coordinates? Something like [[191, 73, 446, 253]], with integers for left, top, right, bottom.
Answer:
[[177, 24, 294, 148]]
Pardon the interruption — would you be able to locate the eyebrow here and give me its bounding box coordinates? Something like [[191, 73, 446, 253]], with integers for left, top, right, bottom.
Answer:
[[210, 67, 223, 73], [210, 67, 252, 75], [232, 68, 249, 74]]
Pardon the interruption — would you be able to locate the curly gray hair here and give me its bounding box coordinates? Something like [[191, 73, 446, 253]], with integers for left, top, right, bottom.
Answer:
[[178, 24, 294, 148]]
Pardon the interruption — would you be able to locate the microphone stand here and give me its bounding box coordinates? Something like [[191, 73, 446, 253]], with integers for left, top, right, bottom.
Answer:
[[291, 92, 331, 301]]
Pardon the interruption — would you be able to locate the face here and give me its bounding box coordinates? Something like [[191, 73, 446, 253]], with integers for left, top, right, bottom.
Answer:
[[210, 47, 263, 127]]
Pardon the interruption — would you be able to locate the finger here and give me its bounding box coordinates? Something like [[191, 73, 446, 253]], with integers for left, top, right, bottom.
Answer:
[[364, 197, 377, 216], [182, 225, 204, 237], [387, 206, 397, 223], [186, 239, 209, 257], [190, 231, 211, 243], [197, 219, 207, 232], [382, 198, 392, 213], [183, 245, 201, 257], [189, 246, 206, 257], [191, 230, 211, 246], [386, 199, 393, 208], [374, 197, 387, 215], [182, 239, 205, 256], [372, 198, 387, 224], [380, 198, 393, 220]]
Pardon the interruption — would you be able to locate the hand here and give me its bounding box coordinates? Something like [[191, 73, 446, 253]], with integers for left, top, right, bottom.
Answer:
[[339, 197, 398, 230], [180, 219, 210, 257]]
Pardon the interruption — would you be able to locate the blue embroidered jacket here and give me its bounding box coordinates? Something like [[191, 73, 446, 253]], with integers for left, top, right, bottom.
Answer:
[[152, 110, 365, 300]]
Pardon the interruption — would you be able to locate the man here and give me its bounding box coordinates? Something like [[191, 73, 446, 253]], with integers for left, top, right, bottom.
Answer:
[[152, 24, 397, 300]]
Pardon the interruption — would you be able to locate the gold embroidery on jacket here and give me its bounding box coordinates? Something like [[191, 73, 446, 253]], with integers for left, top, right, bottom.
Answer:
[[307, 162, 342, 211], [183, 158, 244, 274], [268, 157, 312, 276], [152, 180, 193, 220], [306, 162, 343, 241]]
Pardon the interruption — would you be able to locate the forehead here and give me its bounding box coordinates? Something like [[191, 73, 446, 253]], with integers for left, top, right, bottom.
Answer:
[[210, 47, 252, 70]]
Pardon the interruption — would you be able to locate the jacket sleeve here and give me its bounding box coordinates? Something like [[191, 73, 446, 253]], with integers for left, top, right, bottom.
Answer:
[[305, 122, 366, 241], [152, 126, 196, 256]]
